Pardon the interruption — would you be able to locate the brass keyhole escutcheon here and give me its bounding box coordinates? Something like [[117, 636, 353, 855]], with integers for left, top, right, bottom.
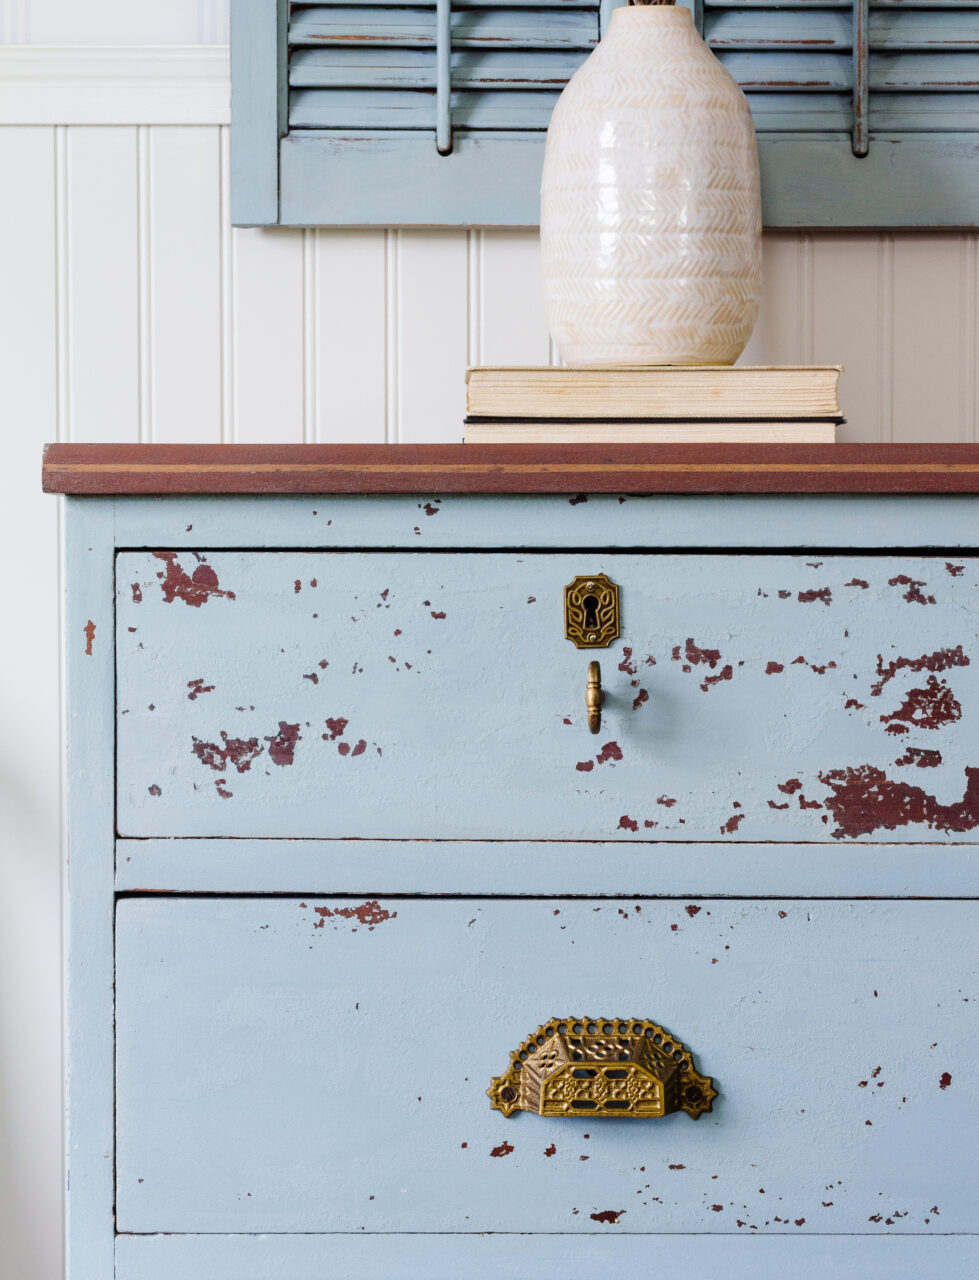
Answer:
[[565, 574, 620, 648]]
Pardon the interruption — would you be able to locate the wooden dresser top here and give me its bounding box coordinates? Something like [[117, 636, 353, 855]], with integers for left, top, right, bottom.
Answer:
[[42, 442, 979, 496]]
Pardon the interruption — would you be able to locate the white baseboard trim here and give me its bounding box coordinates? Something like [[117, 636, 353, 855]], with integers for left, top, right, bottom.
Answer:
[[0, 46, 230, 125]]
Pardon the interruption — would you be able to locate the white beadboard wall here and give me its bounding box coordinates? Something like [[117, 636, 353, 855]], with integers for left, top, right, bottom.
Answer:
[[6, 123, 979, 446], [1, 27, 979, 1280]]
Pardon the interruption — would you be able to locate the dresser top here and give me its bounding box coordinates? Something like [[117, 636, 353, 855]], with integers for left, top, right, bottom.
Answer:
[[42, 442, 979, 496]]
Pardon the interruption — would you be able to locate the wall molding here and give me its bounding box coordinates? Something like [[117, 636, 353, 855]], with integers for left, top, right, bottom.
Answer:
[[0, 46, 230, 125]]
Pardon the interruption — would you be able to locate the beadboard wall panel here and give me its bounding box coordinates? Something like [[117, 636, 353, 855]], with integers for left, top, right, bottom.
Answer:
[[147, 126, 224, 442], [66, 126, 140, 442], [2, 75, 979, 1280]]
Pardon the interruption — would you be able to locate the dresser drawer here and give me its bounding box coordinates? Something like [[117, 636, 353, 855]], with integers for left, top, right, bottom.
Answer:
[[115, 896, 977, 1235], [116, 550, 979, 842]]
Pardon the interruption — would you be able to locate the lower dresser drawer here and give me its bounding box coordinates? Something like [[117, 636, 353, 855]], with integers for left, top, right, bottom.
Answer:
[[115, 896, 977, 1244]]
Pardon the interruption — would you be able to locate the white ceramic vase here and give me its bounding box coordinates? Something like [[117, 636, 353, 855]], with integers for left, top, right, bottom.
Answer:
[[540, 1, 762, 367]]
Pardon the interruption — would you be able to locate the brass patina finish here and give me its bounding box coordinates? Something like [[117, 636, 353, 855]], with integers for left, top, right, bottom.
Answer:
[[488, 1018, 717, 1120], [565, 573, 620, 648]]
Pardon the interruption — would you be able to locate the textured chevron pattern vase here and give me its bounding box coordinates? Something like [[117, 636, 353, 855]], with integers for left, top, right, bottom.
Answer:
[[540, 3, 762, 367]]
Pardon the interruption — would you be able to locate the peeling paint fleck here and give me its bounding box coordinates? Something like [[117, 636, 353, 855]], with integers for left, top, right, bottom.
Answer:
[[798, 588, 832, 605], [153, 552, 235, 607], [590, 1210, 624, 1224], [131, 583, 142, 603], [701, 664, 733, 692], [946, 562, 964, 577], [895, 747, 942, 768], [819, 765, 979, 838], [323, 717, 348, 740], [314, 901, 397, 930], [596, 741, 623, 765], [673, 637, 721, 669], [720, 813, 744, 834], [888, 574, 936, 605], [265, 721, 301, 766], [871, 645, 969, 697], [83, 620, 96, 655], [544, 1144, 556, 1157], [939, 1072, 952, 1090], [490, 1141, 514, 1158], [880, 675, 961, 732], [187, 678, 215, 701], [618, 814, 638, 832], [618, 648, 637, 676], [765, 661, 784, 675], [192, 732, 262, 774], [576, 760, 594, 772]]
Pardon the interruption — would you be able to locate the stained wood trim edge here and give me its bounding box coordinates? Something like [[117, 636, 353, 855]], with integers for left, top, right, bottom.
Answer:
[[42, 443, 979, 496]]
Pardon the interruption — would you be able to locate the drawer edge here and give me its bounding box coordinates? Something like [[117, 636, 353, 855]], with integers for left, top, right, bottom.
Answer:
[[115, 838, 979, 898]]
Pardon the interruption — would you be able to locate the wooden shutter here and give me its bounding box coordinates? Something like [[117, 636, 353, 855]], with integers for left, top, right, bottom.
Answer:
[[232, 0, 979, 227], [702, 0, 979, 226], [232, 0, 601, 226]]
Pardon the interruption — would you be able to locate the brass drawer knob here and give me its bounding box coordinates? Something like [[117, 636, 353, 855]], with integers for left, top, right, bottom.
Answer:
[[586, 660, 604, 734], [488, 1018, 716, 1120]]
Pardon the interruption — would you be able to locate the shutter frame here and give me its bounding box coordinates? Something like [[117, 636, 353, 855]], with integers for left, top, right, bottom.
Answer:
[[231, 0, 979, 228], [231, 0, 289, 226]]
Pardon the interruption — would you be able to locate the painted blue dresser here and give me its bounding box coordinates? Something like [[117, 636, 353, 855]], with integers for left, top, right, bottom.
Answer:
[[45, 444, 979, 1280]]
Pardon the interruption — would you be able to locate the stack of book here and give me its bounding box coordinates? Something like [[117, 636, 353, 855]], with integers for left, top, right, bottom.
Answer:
[[464, 365, 843, 444]]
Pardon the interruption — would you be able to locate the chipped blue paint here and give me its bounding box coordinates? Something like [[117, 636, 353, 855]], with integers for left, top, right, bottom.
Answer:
[[116, 1233, 979, 1280], [114, 836, 979, 898], [62, 491, 979, 1279], [115, 897, 977, 1234], [116, 549, 979, 842]]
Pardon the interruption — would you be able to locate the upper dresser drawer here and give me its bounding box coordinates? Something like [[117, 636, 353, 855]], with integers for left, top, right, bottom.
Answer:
[[116, 550, 979, 842]]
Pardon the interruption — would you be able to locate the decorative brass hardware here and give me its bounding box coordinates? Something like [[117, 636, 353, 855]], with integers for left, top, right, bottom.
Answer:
[[586, 660, 604, 734], [565, 574, 619, 649], [488, 1018, 716, 1120]]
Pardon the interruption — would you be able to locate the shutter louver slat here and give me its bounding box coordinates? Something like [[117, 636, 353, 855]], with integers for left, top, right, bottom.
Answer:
[[287, 0, 600, 135], [289, 8, 597, 49], [705, 2, 979, 132], [290, 48, 588, 88]]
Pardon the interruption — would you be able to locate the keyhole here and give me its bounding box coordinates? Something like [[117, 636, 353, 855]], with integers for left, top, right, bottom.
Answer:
[[582, 594, 599, 629]]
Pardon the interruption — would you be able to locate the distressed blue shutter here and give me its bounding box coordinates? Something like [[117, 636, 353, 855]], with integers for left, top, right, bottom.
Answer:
[[702, 0, 979, 226], [232, 0, 601, 226], [232, 0, 978, 227]]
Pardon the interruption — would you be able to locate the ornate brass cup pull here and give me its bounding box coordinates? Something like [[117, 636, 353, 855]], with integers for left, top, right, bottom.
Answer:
[[586, 660, 604, 734], [488, 1018, 716, 1120]]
